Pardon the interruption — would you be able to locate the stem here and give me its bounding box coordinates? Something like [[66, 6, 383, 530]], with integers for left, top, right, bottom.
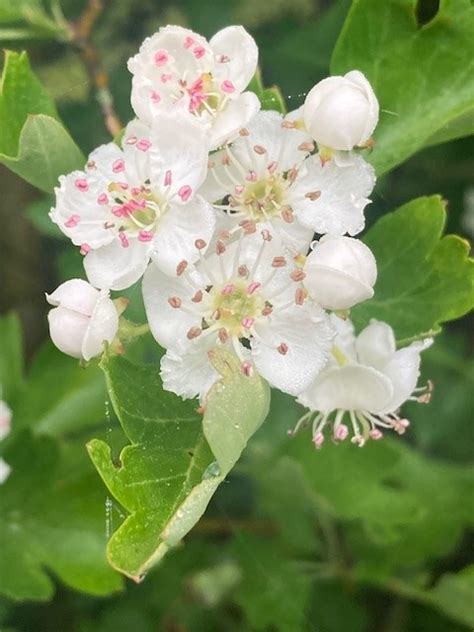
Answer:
[[69, 0, 122, 138]]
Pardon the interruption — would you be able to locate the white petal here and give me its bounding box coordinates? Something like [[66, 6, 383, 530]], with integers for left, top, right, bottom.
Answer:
[[344, 71, 379, 143], [46, 279, 99, 315], [160, 336, 220, 401], [81, 290, 119, 361], [87, 142, 128, 183], [209, 91, 260, 148], [330, 313, 358, 363], [51, 171, 114, 249], [142, 262, 203, 349], [48, 307, 89, 359], [152, 196, 215, 275], [149, 112, 209, 200], [0, 401, 12, 441], [251, 304, 334, 395], [210, 26, 258, 93], [232, 110, 313, 174], [84, 238, 151, 291], [289, 155, 375, 236], [379, 338, 433, 414], [355, 320, 396, 370], [298, 364, 393, 414], [0, 458, 11, 484]]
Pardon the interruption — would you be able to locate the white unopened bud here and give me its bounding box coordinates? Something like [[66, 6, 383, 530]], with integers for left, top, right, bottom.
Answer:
[[303, 70, 379, 151], [304, 236, 377, 310], [46, 279, 119, 361], [0, 401, 12, 441]]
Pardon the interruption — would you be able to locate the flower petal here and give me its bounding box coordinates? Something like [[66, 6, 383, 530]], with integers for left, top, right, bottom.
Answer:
[[46, 278, 99, 315], [298, 364, 393, 414], [379, 338, 433, 414], [289, 155, 375, 236], [149, 112, 209, 200], [355, 320, 396, 370], [251, 304, 334, 395], [152, 196, 215, 275], [142, 261, 203, 349], [84, 238, 151, 291], [210, 26, 258, 93], [47, 307, 89, 359], [81, 290, 119, 361], [160, 336, 221, 401], [209, 91, 260, 148]]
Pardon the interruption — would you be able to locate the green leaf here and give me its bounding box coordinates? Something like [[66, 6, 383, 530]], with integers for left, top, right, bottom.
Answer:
[[231, 534, 312, 632], [429, 567, 474, 627], [0, 50, 83, 191], [351, 196, 474, 341], [0, 431, 122, 600], [13, 342, 108, 437], [24, 195, 65, 238], [0, 313, 23, 405], [87, 350, 270, 580], [331, 0, 474, 174], [248, 67, 287, 113]]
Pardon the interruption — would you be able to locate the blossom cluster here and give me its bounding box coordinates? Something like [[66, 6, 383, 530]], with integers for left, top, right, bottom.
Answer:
[[46, 25, 432, 448]]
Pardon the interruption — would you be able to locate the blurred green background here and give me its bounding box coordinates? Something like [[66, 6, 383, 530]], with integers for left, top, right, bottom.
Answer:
[[0, 1, 473, 630]]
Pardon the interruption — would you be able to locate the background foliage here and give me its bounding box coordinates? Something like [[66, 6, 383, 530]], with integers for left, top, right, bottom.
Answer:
[[0, 0, 473, 630]]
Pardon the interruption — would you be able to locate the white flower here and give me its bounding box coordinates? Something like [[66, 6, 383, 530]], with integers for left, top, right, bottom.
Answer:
[[303, 70, 379, 151], [200, 110, 376, 251], [0, 400, 12, 484], [295, 317, 433, 447], [0, 458, 11, 484], [128, 25, 260, 149], [46, 279, 119, 361], [0, 400, 12, 441], [303, 235, 377, 310], [143, 234, 334, 400], [50, 116, 214, 291]]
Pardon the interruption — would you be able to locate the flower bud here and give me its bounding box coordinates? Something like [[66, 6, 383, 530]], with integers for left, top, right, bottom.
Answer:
[[46, 279, 119, 361], [304, 236, 377, 310], [303, 70, 379, 151], [0, 401, 12, 441]]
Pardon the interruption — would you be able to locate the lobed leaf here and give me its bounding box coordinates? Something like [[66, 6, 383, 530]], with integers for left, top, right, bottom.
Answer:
[[352, 195, 474, 341], [88, 350, 270, 580], [0, 50, 83, 191], [332, 0, 474, 174]]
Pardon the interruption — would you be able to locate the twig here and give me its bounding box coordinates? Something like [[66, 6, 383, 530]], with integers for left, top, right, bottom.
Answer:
[[69, 0, 122, 138]]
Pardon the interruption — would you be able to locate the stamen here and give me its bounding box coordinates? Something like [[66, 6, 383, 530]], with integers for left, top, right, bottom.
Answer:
[[281, 207, 294, 223], [195, 239, 207, 250], [295, 288, 306, 305], [192, 290, 203, 303], [277, 343, 288, 355], [290, 269, 306, 282], [168, 296, 182, 308], [272, 256, 287, 268], [305, 191, 321, 201], [218, 328, 229, 343], [186, 326, 202, 339], [241, 361, 253, 377], [253, 145, 267, 155], [176, 260, 188, 276]]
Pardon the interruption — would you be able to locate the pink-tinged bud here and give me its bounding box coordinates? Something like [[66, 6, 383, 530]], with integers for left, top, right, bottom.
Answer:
[[303, 70, 379, 151], [46, 279, 118, 361], [304, 235, 377, 310], [0, 401, 12, 441]]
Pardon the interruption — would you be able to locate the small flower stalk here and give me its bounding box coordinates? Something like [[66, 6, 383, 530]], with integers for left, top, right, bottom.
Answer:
[[45, 22, 434, 450]]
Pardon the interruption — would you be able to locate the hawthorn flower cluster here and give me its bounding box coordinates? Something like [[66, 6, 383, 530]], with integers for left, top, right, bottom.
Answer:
[[46, 25, 432, 447]]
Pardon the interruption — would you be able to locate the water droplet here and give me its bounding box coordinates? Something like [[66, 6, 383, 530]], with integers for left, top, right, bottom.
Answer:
[[202, 461, 221, 479]]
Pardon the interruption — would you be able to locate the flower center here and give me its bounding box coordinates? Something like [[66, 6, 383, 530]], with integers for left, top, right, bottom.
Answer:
[[232, 176, 287, 222], [207, 279, 265, 337], [107, 182, 165, 244]]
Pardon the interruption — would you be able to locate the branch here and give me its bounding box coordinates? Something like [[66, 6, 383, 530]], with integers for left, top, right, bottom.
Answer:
[[70, 0, 122, 138]]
